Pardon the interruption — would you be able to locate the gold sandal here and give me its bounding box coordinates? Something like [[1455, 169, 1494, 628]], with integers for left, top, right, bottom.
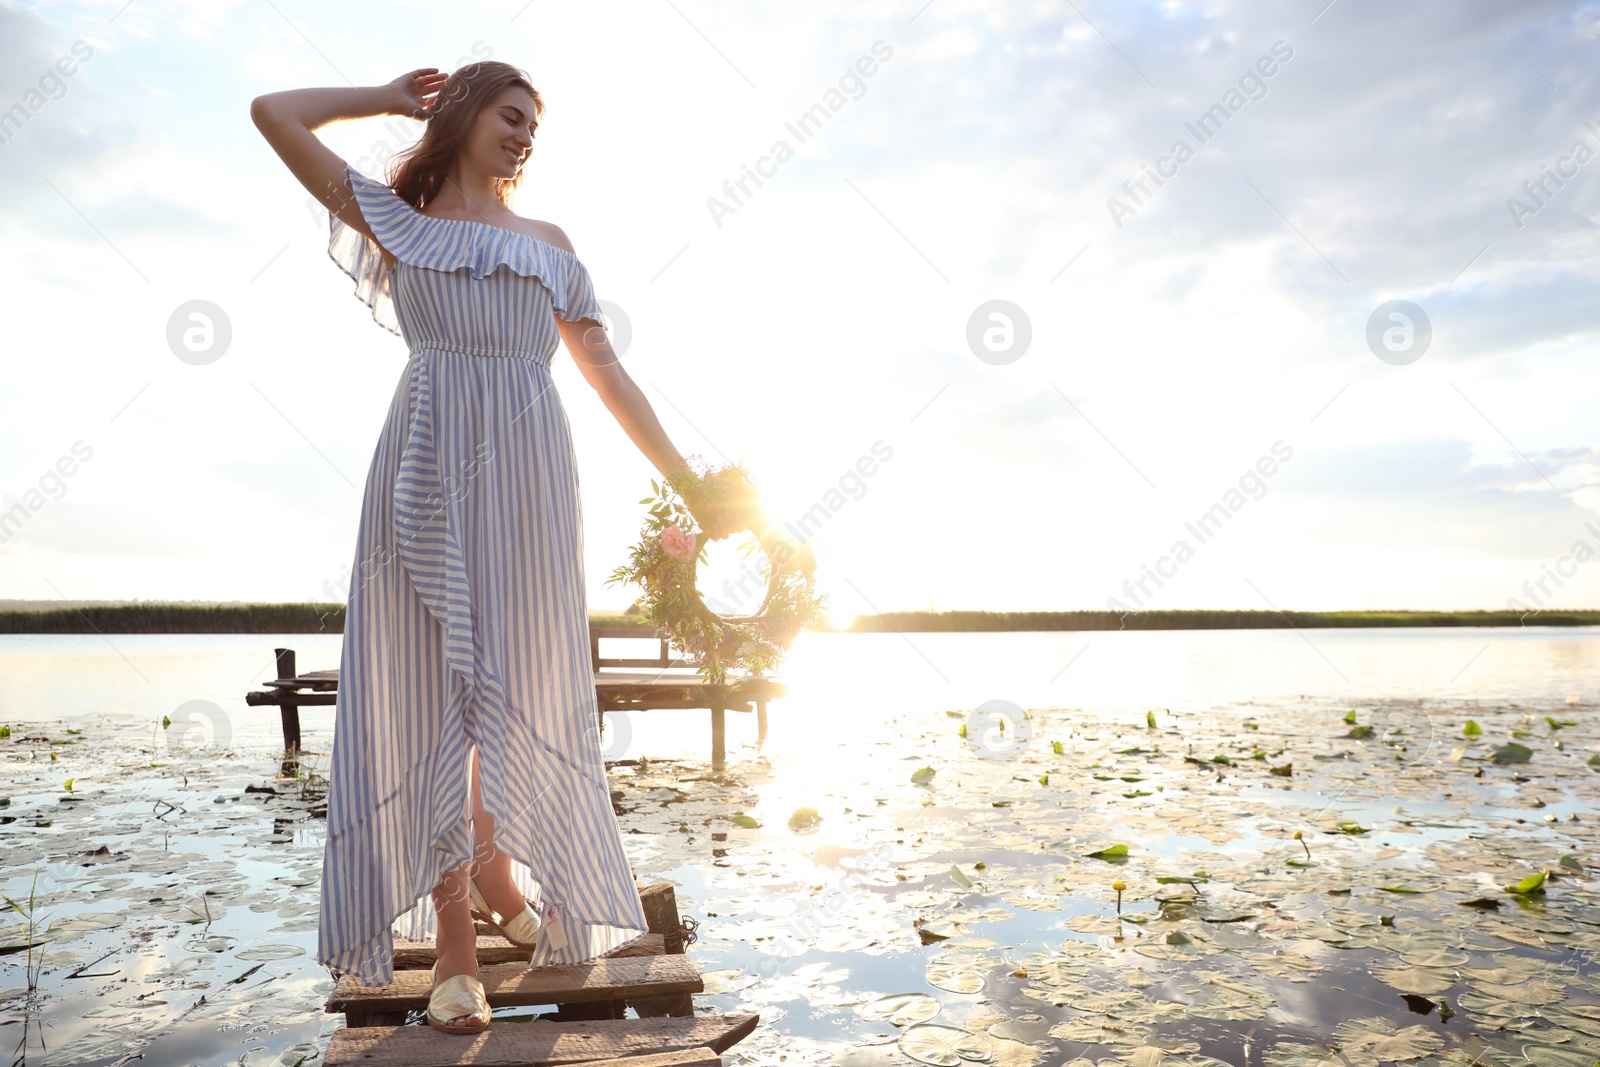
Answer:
[[469, 878, 544, 951], [426, 961, 490, 1034]]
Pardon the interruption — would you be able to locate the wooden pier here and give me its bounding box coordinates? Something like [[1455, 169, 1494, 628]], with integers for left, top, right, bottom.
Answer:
[[246, 628, 784, 766], [322, 879, 757, 1066]]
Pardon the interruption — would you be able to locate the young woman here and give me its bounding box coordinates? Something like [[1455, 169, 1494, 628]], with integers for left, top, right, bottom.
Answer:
[[251, 62, 734, 1034]]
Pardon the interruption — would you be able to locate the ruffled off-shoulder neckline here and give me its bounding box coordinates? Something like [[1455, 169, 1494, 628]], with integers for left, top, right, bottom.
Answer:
[[327, 164, 604, 336]]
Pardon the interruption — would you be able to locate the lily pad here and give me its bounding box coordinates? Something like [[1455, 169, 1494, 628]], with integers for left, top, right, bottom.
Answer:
[[1505, 870, 1546, 895], [861, 992, 940, 1026], [898, 1023, 994, 1065], [925, 956, 986, 994], [1329, 1015, 1444, 1063], [1491, 742, 1533, 764], [787, 806, 821, 830], [1370, 962, 1456, 995]]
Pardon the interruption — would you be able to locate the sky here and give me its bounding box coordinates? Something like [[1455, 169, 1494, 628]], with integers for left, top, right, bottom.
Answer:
[[0, 0, 1597, 616]]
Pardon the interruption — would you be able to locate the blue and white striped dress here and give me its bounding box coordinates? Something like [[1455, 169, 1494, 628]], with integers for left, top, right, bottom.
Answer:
[[316, 164, 649, 988]]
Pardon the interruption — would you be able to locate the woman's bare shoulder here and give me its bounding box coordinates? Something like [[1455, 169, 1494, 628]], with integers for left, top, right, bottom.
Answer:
[[520, 218, 575, 254]]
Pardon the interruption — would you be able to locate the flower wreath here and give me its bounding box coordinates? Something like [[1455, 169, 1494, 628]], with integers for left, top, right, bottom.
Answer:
[[605, 458, 825, 685]]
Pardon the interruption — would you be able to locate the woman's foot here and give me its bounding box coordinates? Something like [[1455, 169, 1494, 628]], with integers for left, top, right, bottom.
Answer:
[[432, 863, 486, 1030], [431, 940, 484, 1029], [473, 869, 532, 925], [427, 956, 489, 1033]]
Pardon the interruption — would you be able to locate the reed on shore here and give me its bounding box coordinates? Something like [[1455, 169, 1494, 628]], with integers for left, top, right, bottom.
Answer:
[[1, 603, 1595, 634]]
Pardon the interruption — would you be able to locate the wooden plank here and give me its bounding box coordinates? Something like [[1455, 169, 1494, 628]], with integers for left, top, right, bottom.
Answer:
[[590, 627, 661, 639], [391, 933, 665, 970], [571, 1048, 722, 1067], [246, 691, 337, 707], [324, 1014, 757, 1067], [327, 955, 702, 1016], [595, 658, 697, 669]]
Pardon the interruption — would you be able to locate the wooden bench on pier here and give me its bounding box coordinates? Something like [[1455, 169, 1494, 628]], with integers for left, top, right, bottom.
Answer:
[[322, 877, 757, 1067], [245, 628, 785, 765]]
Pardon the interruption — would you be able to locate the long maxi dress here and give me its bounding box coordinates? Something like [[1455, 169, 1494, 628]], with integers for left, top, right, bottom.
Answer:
[[315, 164, 649, 988]]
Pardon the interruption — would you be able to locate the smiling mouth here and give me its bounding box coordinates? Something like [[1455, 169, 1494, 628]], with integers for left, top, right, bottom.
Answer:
[[503, 146, 523, 166]]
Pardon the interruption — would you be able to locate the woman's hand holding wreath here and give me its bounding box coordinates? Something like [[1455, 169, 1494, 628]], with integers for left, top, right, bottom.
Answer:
[[607, 459, 824, 684]]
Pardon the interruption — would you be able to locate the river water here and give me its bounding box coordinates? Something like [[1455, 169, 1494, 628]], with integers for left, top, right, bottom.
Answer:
[[1, 627, 1596, 1066]]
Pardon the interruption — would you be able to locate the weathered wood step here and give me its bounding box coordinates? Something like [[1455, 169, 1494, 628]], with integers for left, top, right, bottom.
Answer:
[[392, 932, 666, 970], [328, 955, 703, 1016], [562, 1048, 722, 1067], [323, 1014, 758, 1066]]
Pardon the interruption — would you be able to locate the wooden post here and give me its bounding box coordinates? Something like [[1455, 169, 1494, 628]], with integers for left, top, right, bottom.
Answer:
[[275, 647, 302, 755], [756, 699, 769, 746], [628, 882, 695, 1018], [710, 705, 725, 766]]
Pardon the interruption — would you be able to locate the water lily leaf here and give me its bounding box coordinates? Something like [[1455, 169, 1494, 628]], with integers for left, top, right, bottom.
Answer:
[[1504, 871, 1546, 895], [787, 806, 821, 829], [1469, 977, 1566, 1006], [1086, 844, 1129, 860], [861, 991, 940, 1026], [1344, 710, 1357, 724], [1491, 742, 1533, 764], [1457, 897, 1501, 910], [1119, 1046, 1184, 1067], [1395, 947, 1469, 968], [730, 814, 760, 828], [698, 969, 761, 995], [911, 767, 936, 785], [949, 865, 973, 888], [1345, 726, 1374, 739], [926, 956, 986, 994], [1330, 1016, 1444, 1063], [1370, 963, 1456, 995], [1456, 989, 1533, 1019], [1065, 913, 1125, 935], [1521, 1046, 1600, 1067], [1462, 720, 1482, 736], [1265, 1042, 1343, 1067], [1558, 855, 1583, 871], [898, 1023, 994, 1065]]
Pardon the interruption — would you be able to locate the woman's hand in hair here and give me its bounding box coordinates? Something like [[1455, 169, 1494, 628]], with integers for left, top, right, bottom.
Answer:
[[387, 68, 450, 120]]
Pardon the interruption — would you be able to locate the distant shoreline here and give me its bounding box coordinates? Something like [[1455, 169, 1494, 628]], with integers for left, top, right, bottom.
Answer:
[[0, 603, 1595, 634]]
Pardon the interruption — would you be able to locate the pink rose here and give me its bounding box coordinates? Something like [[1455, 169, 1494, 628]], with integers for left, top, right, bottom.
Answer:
[[661, 524, 696, 563]]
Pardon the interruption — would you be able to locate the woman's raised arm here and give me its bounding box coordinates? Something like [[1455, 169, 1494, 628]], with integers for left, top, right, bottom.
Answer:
[[249, 70, 446, 242]]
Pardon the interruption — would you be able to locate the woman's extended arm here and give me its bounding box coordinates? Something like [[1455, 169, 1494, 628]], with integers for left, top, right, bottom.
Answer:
[[249, 70, 446, 243], [556, 317, 735, 540]]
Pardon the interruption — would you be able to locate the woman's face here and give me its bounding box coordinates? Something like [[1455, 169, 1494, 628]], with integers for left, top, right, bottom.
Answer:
[[467, 84, 538, 181]]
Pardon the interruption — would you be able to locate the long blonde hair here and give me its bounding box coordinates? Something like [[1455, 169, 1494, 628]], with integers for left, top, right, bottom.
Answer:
[[388, 60, 544, 209]]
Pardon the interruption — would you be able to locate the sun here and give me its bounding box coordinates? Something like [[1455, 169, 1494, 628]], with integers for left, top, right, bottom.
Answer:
[[821, 610, 856, 632]]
